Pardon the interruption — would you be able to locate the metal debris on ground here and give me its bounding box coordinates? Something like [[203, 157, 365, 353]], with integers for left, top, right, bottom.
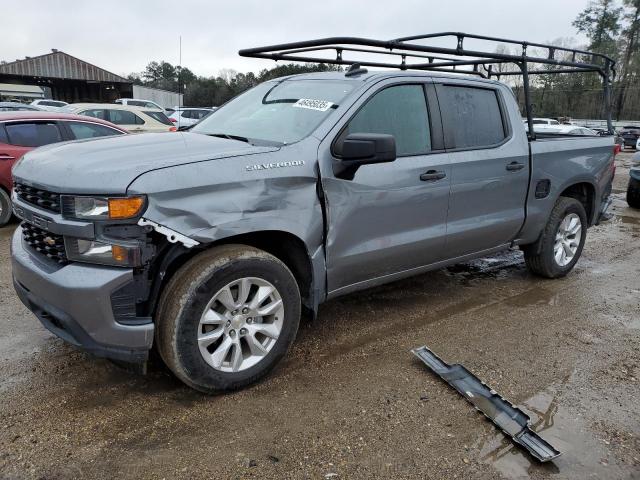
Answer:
[[411, 345, 561, 463]]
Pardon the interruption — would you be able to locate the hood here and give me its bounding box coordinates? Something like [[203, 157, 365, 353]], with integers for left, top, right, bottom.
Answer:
[[12, 132, 278, 194]]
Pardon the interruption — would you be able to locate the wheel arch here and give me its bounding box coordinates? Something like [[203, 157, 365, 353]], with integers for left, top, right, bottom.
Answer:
[[149, 230, 320, 319], [557, 181, 596, 226]]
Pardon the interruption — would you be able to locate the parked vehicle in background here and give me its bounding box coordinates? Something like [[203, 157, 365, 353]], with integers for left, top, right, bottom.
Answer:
[[115, 98, 165, 111], [65, 104, 176, 133], [0, 102, 42, 112], [628, 166, 640, 208], [524, 117, 561, 126], [535, 125, 598, 136], [619, 125, 640, 149], [30, 99, 69, 112], [166, 107, 215, 129], [0, 111, 127, 226]]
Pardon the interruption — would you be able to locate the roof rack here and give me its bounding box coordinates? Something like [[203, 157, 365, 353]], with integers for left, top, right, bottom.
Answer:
[[239, 32, 616, 136]]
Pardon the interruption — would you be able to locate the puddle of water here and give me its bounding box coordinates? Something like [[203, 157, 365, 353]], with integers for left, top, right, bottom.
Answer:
[[475, 384, 626, 479], [503, 288, 561, 308], [617, 215, 640, 227]]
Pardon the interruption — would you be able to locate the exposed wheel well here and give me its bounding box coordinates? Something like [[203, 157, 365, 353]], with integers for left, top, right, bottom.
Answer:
[[559, 183, 595, 225], [151, 231, 315, 317]]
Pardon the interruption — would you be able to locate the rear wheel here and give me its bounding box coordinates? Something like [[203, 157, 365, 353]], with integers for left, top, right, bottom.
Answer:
[[0, 189, 12, 227], [627, 177, 640, 209], [523, 197, 587, 278], [156, 244, 301, 393]]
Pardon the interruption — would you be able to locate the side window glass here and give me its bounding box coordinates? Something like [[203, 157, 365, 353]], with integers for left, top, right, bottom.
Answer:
[[438, 86, 506, 149], [342, 84, 431, 156], [5, 122, 62, 147], [108, 109, 140, 125], [0, 125, 8, 144], [80, 109, 107, 120], [66, 121, 123, 139]]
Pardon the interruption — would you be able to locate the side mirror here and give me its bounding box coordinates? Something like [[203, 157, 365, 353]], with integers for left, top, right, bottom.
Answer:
[[333, 133, 396, 179]]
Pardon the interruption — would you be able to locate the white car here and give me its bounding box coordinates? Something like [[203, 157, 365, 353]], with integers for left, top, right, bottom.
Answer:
[[166, 107, 215, 129], [528, 117, 561, 126], [535, 124, 598, 135], [30, 99, 69, 112], [64, 103, 176, 133], [115, 98, 165, 111]]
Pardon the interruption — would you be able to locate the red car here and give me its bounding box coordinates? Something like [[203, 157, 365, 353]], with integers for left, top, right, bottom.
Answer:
[[0, 112, 127, 226]]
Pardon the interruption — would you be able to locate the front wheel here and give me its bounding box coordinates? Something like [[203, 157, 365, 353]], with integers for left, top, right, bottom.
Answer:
[[627, 177, 640, 209], [156, 245, 301, 393], [523, 197, 587, 278]]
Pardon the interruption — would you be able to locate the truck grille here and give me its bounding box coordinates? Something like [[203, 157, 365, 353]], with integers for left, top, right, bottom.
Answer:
[[21, 222, 67, 264], [13, 183, 61, 213]]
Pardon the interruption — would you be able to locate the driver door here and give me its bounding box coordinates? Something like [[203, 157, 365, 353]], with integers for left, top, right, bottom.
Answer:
[[319, 81, 452, 296]]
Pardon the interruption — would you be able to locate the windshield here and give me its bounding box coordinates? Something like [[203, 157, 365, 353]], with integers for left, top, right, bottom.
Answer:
[[192, 79, 355, 145]]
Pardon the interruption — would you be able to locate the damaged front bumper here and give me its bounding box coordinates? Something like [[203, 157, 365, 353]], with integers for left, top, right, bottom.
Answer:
[[11, 226, 154, 363], [412, 346, 561, 463]]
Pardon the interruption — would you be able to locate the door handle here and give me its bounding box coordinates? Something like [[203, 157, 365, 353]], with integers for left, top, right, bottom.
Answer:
[[0, 154, 16, 161], [506, 161, 525, 171], [420, 170, 447, 181]]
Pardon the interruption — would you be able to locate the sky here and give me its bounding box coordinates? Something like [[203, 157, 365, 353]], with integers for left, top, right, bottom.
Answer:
[[1, 0, 592, 78]]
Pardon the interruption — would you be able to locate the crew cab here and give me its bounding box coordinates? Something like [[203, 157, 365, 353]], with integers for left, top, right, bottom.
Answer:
[[10, 34, 617, 393]]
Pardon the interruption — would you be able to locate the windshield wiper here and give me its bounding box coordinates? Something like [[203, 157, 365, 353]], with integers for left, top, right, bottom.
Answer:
[[208, 133, 251, 144]]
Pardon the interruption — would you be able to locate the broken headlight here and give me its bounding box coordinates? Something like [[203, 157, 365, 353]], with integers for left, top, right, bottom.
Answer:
[[64, 238, 141, 267], [62, 195, 145, 220]]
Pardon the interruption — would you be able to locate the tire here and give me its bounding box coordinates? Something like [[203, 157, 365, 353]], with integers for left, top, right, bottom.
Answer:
[[627, 177, 640, 209], [155, 244, 301, 393], [523, 197, 587, 278], [0, 188, 12, 227]]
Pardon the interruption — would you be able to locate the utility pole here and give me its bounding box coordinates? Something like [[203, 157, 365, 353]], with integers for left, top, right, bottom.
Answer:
[[178, 36, 182, 109]]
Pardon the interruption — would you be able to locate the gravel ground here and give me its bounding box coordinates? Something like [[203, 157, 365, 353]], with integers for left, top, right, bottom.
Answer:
[[0, 153, 638, 480]]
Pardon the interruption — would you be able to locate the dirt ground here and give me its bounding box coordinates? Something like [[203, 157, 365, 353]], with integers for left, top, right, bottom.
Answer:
[[0, 153, 639, 480]]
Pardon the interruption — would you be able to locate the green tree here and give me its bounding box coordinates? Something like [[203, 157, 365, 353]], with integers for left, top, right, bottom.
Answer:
[[615, 0, 640, 117], [573, 0, 623, 57]]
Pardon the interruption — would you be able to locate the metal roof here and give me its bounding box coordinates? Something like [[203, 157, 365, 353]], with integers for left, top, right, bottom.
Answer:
[[0, 50, 130, 83]]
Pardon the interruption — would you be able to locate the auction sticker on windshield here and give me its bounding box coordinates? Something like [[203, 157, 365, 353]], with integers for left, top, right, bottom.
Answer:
[[293, 98, 334, 112]]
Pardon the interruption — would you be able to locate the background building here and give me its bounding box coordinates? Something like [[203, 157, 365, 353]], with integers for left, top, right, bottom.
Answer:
[[0, 50, 180, 107]]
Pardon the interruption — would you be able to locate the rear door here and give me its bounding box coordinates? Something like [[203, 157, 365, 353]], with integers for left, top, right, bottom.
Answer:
[[435, 80, 529, 257], [320, 80, 452, 295]]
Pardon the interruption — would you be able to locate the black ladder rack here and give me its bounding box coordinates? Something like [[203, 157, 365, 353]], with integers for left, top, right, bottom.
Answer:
[[239, 32, 616, 136]]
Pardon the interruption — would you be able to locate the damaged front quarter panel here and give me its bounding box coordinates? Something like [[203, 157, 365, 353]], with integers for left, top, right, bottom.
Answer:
[[126, 136, 326, 301]]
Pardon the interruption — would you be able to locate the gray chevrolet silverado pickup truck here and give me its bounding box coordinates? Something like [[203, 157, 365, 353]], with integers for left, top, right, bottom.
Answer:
[[10, 34, 616, 392]]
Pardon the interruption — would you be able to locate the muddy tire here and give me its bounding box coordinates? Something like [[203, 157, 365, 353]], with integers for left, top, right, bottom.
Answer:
[[0, 188, 12, 227], [523, 197, 587, 279], [155, 244, 301, 393], [627, 177, 640, 209]]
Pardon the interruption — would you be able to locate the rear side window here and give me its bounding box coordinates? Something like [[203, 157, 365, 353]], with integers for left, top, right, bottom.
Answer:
[[194, 109, 211, 119], [0, 125, 8, 144], [341, 84, 431, 156], [127, 100, 146, 107], [143, 111, 172, 125], [39, 100, 66, 107], [66, 121, 124, 139], [81, 109, 108, 120], [438, 85, 506, 149], [5, 122, 62, 147], [108, 109, 144, 125]]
